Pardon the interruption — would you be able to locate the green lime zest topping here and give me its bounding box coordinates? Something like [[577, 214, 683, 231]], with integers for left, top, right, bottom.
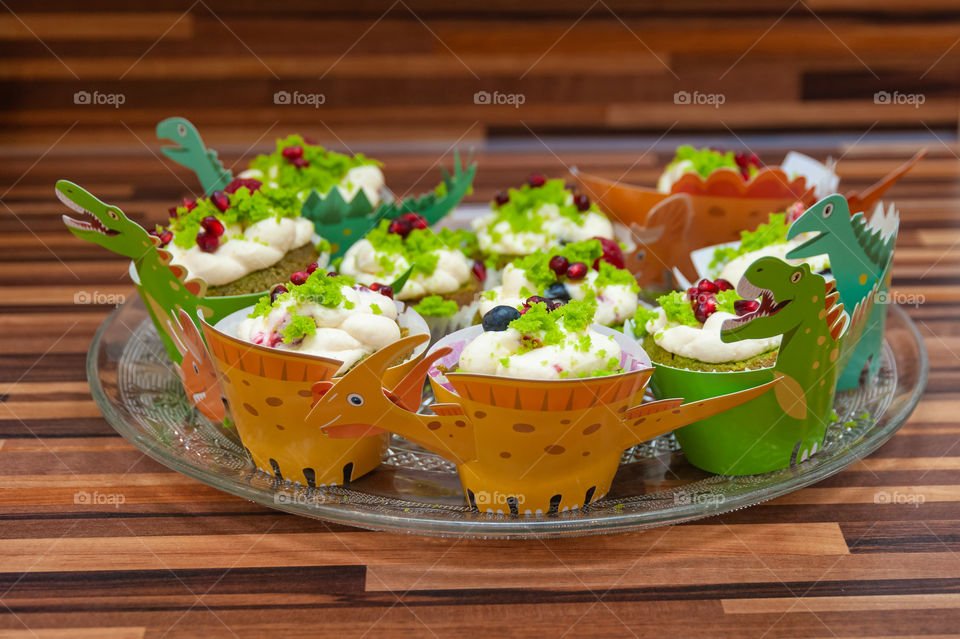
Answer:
[[282, 314, 317, 343], [512, 240, 603, 290], [507, 298, 598, 350], [710, 212, 789, 270], [594, 260, 639, 291], [715, 289, 742, 314], [365, 220, 477, 278], [249, 271, 357, 319], [489, 179, 600, 233], [370, 303, 382, 315], [168, 186, 301, 249], [630, 305, 659, 337], [248, 134, 379, 193], [412, 295, 458, 317], [666, 145, 739, 179], [658, 290, 699, 327]]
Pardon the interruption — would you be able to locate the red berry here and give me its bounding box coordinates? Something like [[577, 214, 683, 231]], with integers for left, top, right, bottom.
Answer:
[[472, 260, 487, 283], [270, 284, 287, 304], [494, 191, 509, 206], [592, 237, 625, 270], [547, 299, 564, 311], [694, 298, 718, 324], [527, 173, 546, 188], [734, 299, 760, 315], [327, 271, 338, 277], [291, 157, 310, 169], [224, 178, 262, 194], [715, 278, 734, 292], [370, 282, 394, 299], [159, 230, 173, 247], [548, 255, 570, 277], [388, 217, 413, 238], [573, 193, 590, 212], [201, 215, 225, 236], [210, 191, 229, 213], [697, 278, 719, 294], [182, 198, 197, 211], [400, 212, 428, 230], [566, 262, 588, 280], [686, 286, 699, 300], [282, 146, 304, 159], [196, 232, 219, 252], [526, 295, 548, 306], [290, 271, 310, 286], [306, 262, 319, 274], [168, 206, 179, 218]]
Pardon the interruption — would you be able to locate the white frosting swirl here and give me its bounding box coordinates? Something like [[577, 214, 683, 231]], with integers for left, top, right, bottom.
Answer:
[[716, 238, 831, 286], [340, 238, 472, 300], [646, 308, 780, 364], [656, 159, 695, 193]]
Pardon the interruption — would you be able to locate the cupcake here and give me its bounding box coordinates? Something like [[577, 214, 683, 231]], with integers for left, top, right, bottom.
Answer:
[[158, 179, 330, 297], [240, 134, 384, 208], [473, 176, 619, 263], [339, 214, 484, 338], [657, 145, 762, 193], [478, 239, 638, 330]]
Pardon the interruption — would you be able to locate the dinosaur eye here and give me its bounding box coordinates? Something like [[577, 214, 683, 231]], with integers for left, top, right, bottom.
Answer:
[[108, 210, 119, 220], [178, 124, 187, 136], [822, 203, 834, 218], [192, 362, 199, 374], [791, 271, 803, 283], [347, 393, 364, 406]]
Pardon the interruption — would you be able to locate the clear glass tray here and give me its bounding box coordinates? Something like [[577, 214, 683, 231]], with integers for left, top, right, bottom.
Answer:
[[88, 298, 927, 539]]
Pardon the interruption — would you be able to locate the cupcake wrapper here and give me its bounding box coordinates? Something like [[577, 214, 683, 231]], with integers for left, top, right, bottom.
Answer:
[[420, 300, 480, 343]]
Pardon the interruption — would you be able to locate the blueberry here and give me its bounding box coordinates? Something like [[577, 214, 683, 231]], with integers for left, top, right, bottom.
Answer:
[[481, 305, 522, 331], [545, 282, 570, 302]]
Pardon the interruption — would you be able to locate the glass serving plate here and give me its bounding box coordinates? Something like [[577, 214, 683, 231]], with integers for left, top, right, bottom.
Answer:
[[88, 298, 927, 539]]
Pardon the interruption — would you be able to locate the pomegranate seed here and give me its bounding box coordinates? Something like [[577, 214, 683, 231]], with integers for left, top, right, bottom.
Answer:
[[734, 299, 760, 315], [547, 299, 564, 311], [548, 255, 570, 277], [210, 191, 229, 213], [573, 193, 590, 212], [715, 278, 734, 292], [182, 198, 197, 211], [290, 271, 310, 286], [270, 284, 288, 303], [686, 286, 699, 300], [168, 206, 179, 218], [291, 157, 310, 169], [400, 212, 428, 230], [592, 236, 625, 270], [196, 232, 219, 253], [159, 230, 173, 246], [388, 217, 413, 238], [306, 262, 319, 274], [370, 282, 394, 299], [282, 146, 304, 159], [694, 298, 718, 323], [201, 216, 225, 236], [697, 278, 719, 294], [566, 262, 588, 280], [327, 271, 338, 277], [527, 173, 546, 188], [494, 191, 509, 206], [526, 295, 548, 306], [224, 178, 262, 194], [472, 260, 487, 283]]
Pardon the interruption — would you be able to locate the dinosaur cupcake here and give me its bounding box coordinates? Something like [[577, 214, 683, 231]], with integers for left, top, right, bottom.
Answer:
[[478, 239, 638, 329], [473, 176, 619, 263], [160, 179, 331, 297], [339, 213, 483, 338], [657, 145, 762, 193]]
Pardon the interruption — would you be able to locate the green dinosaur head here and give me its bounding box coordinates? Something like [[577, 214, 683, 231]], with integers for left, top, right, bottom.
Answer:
[[156, 117, 204, 164], [784, 194, 850, 261], [57, 180, 151, 258], [721, 256, 825, 343]]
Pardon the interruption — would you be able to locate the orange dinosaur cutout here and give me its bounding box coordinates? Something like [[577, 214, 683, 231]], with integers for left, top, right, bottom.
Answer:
[[166, 308, 225, 422]]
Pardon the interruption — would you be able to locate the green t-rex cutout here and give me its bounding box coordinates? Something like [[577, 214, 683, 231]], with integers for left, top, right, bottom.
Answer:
[[57, 180, 259, 364], [156, 117, 233, 196], [785, 194, 897, 389]]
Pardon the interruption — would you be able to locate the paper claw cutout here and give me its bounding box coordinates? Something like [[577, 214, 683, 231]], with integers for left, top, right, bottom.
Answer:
[[846, 149, 926, 215], [311, 327, 779, 515], [305, 151, 477, 259], [156, 117, 233, 196], [56, 180, 261, 364], [166, 308, 226, 422], [622, 193, 699, 288], [786, 195, 899, 390]]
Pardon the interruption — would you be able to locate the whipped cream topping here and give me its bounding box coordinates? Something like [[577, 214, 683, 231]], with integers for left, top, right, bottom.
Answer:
[[646, 308, 780, 364], [716, 238, 830, 286], [235, 285, 401, 374], [480, 263, 637, 327], [472, 198, 615, 256], [340, 238, 472, 300], [459, 327, 622, 380], [240, 164, 385, 207], [167, 217, 316, 287], [656, 159, 695, 194]]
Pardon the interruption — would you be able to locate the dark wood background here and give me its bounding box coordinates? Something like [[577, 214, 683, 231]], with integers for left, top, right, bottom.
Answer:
[[2, 2, 960, 638]]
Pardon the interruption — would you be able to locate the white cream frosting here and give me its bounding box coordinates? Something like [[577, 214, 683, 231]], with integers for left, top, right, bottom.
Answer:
[[235, 285, 400, 374], [656, 159, 695, 194], [716, 238, 830, 286], [459, 327, 621, 380], [340, 238, 472, 300], [239, 164, 385, 207], [646, 308, 780, 365], [472, 197, 615, 256], [167, 217, 317, 287], [480, 263, 637, 327]]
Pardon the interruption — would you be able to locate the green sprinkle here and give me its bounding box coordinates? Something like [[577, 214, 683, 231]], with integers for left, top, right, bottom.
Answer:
[[370, 303, 382, 315], [248, 134, 379, 193], [281, 314, 317, 343], [709, 212, 789, 271]]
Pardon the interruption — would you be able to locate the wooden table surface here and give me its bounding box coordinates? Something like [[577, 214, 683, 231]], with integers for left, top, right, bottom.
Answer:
[[1, 137, 957, 638]]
